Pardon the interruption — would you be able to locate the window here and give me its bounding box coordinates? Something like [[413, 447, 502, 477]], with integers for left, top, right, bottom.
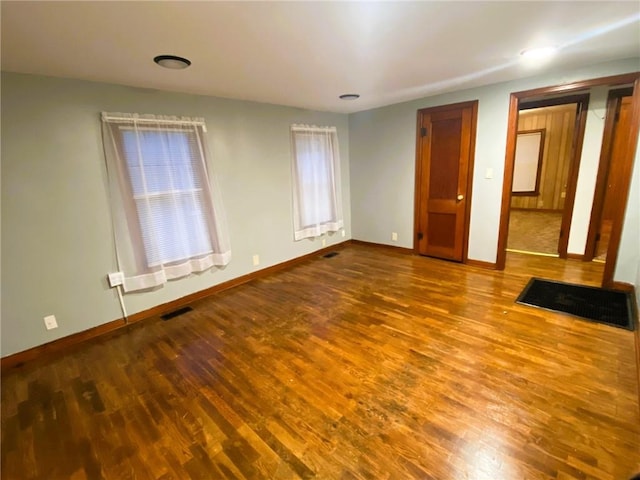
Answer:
[[102, 113, 231, 292], [290, 124, 343, 240], [512, 129, 545, 196]]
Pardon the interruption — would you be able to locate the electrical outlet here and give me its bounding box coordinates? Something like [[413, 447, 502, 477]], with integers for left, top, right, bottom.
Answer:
[[252, 254, 260, 266], [44, 315, 58, 330], [391, 232, 398, 242], [322, 238, 326, 247], [341, 230, 346, 237], [108, 272, 124, 288]]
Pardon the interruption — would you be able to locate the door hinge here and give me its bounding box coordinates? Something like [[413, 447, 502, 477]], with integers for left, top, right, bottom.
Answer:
[[420, 127, 427, 137], [595, 233, 601, 242], [417, 232, 424, 240]]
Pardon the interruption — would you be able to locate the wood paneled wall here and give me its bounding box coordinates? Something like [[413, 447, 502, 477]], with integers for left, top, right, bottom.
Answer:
[[511, 104, 577, 210]]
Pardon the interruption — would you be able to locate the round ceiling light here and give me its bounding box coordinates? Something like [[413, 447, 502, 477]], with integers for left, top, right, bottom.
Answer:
[[339, 93, 360, 100], [520, 46, 558, 61], [153, 55, 191, 70]]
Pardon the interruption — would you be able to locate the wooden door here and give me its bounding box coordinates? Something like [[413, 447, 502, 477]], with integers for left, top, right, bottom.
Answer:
[[415, 101, 477, 261], [601, 96, 632, 221], [586, 89, 634, 261]]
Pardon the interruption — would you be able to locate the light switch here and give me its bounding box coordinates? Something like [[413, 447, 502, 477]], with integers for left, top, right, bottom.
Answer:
[[485, 168, 494, 179], [44, 315, 58, 330]]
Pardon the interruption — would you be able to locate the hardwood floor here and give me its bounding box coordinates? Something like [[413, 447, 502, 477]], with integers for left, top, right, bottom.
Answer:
[[2, 245, 638, 479]]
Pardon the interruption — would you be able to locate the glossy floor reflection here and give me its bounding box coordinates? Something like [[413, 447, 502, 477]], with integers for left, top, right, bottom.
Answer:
[[1, 245, 638, 479]]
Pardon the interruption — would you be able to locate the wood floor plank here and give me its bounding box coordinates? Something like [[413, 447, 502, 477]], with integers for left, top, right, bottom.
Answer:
[[2, 246, 639, 479]]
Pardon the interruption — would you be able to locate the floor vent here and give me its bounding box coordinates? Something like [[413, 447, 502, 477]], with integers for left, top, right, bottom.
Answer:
[[323, 252, 339, 258], [161, 306, 193, 321]]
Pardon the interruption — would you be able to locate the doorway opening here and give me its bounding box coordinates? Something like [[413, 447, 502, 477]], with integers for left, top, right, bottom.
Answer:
[[497, 72, 640, 288], [584, 87, 635, 265], [506, 95, 588, 258]]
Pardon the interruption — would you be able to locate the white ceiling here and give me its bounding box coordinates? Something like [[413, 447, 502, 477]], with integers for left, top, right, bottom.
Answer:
[[2, 1, 639, 113]]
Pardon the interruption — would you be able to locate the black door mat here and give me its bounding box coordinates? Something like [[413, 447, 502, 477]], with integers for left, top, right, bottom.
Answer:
[[516, 278, 635, 331]]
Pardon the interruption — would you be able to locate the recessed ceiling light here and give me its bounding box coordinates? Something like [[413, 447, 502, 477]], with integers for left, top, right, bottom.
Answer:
[[520, 46, 558, 61], [153, 55, 191, 70], [339, 94, 360, 100]]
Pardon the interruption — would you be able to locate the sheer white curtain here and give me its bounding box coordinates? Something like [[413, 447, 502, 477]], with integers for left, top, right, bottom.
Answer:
[[290, 124, 343, 240], [102, 112, 231, 292]]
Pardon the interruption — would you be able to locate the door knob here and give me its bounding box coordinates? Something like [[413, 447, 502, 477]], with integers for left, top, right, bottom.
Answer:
[[457, 194, 464, 201]]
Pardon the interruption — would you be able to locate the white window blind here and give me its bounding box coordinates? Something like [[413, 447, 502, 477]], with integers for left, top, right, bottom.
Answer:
[[102, 113, 231, 292], [290, 124, 343, 240]]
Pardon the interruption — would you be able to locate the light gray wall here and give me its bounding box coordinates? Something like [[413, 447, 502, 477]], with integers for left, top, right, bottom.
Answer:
[[349, 58, 640, 283], [1, 73, 351, 357], [567, 86, 608, 254], [3, 58, 640, 357], [619, 144, 640, 303]]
